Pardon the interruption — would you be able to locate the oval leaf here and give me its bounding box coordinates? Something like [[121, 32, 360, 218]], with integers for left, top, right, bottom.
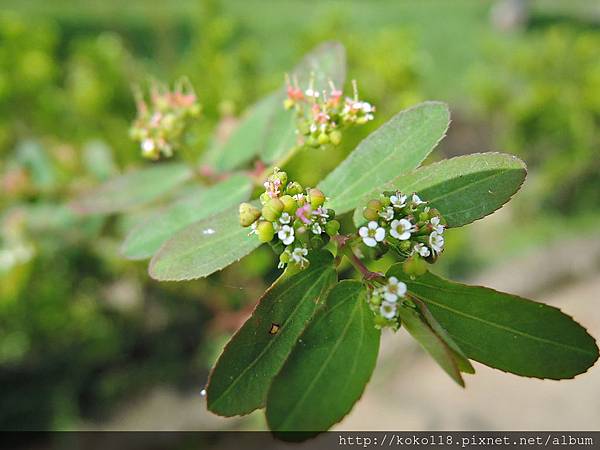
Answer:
[[70, 163, 192, 215], [149, 203, 261, 281], [319, 101, 450, 215], [207, 252, 337, 417], [266, 281, 380, 435], [353, 153, 526, 227], [121, 174, 253, 260], [388, 267, 599, 380]]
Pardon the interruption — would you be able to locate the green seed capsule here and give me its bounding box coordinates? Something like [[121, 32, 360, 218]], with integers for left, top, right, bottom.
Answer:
[[363, 207, 379, 221], [309, 188, 326, 208], [271, 170, 288, 187], [329, 129, 342, 146], [280, 195, 297, 214], [325, 220, 340, 236], [402, 255, 427, 277], [239, 202, 261, 227], [259, 192, 270, 205], [286, 181, 303, 196], [262, 198, 284, 222], [256, 221, 275, 243], [317, 133, 330, 145]]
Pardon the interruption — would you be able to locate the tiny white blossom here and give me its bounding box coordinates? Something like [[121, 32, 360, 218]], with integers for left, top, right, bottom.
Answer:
[[311, 222, 322, 235], [390, 218, 413, 240], [412, 193, 426, 205], [380, 301, 397, 320], [314, 206, 329, 219], [390, 193, 407, 209], [305, 88, 319, 98], [279, 212, 291, 225], [430, 216, 444, 234], [379, 206, 394, 222], [413, 243, 431, 258], [381, 276, 407, 302], [359, 221, 385, 247], [291, 247, 309, 268], [278, 225, 295, 245], [141, 138, 155, 155], [429, 231, 444, 255], [309, 123, 318, 133], [248, 222, 258, 236], [361, 102, 374, 113]]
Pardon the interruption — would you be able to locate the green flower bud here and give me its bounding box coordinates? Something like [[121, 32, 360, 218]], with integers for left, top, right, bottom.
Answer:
[[398, 240, 412, 252], [286, 181, 303, 196], [259, 192, 270, 205], [279, 251, 291, 264], [325, 220, 340, 236], [419, 211, 429, 222], [327, 209, 336, 220], [280, 195, 297, 214], [283, 98, 295, 110], [379, 194, 391, 206], [329, 129, 342, 146], [370, 294, 382, 307], [309, 188, 326, 208], [261, 198, 284, 222], [356, 116, 369, 125], [367, 199, 382, 211], [256, 221, 275, 243], [239, 202, 261, 227], [402, 255, 427, 278], [374, 315, 390, 328], [270, 169, 288, 187], [307, 136, 319, 147], [317, 133, 330, 145]]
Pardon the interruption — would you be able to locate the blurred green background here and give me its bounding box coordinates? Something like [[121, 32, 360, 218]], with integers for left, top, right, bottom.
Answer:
[[1, 0, 599, 432]]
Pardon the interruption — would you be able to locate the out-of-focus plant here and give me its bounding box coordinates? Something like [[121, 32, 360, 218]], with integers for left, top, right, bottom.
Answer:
[[472, 26, 600, 213], [74, 41, 598, 438]]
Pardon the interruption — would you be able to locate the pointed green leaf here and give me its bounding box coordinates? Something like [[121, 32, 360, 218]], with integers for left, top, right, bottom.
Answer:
[[149, 203, 261, 281], [396, 303, 472, 387], [319, 101, 450, 214], [259, 108, 297, 163], [121, 174, 253, 260], [207, 252, 337, 417], [70, 163, 192, 215], [388, 267, 599, 380], [353, 153, 526, 227], [266, 281, 380, 435]]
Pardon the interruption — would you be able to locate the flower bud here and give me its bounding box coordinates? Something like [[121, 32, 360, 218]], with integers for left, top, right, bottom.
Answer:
[[283, 98, 295, 110], [325, 220, 340, 236], [286, 182, 303, 196], [398, 240, 412, 252], [279, 250, 291, 265], [329, 130, 342, 146], [317, 133, 330, 145], [256, 221, 275, 243], [259, 192, 270, 205], [239, 202, 261, 227], [270, 169, 288, 187], [280, 195, 297, 214], [402, 255, 427, 278], [309, 188, 325, 208], [262, 198, 284, 222]]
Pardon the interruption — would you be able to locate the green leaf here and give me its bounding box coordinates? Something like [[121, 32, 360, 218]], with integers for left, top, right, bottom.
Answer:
[[121, 174, 253, 260], [206, 252, 337, 417], [211, 41, 346, 170], [388, 267, 599, 380], [266, 281, 380, 435], [319, 101, 450, 215], [149, 203, 261, 281], [353, 153, 526, 227], [70, 163, 192, 215], [396, 302, 472, 387]]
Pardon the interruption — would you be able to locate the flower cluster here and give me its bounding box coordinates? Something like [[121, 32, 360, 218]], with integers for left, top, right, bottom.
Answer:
[[358, 191, 447, 275], [367, 276, 408, 330], [284, 76, 375, 149], [129, 79, 201, 160], [239, 168, 340, 270]]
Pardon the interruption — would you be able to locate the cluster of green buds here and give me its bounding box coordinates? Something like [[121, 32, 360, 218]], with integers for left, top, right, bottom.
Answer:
[[129, 78, 201, 160], [358, 191, 447, 277], [284, 76, 375, 150], [366, 276, 409, 330], [239, 168, 340, 270]]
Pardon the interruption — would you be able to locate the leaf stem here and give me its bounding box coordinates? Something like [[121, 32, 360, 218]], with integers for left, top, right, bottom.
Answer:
[[334, 234, 384, 282]]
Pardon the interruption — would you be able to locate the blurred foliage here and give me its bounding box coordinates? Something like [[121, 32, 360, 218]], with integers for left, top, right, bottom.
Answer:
[[472, 25, 600, 214]]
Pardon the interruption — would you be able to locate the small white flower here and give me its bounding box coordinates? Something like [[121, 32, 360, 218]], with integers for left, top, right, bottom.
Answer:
[[314, 206, 329, 219], [359, 221, 385, 247], [248, 222, 258, 236], [429, 231, 444, 255], [430, 216, 444, 234], [361, 102, 374, 113], [390, 193, 407, 209], [305, 88, 319, 98], [413, 243, 431, 258], [390, 218, 413, 240], [311, 222, 322, 235], [278, 225, 295, 245], [309, 123, 318, 133], [141, 138, 155, 155], [279, 212, 291, 225], [381, 276, 407, 302], [380, 301, 397, 320], [412, 194, 426, 205], [291, 247, 309, 268], [379, 206, 394, 222]]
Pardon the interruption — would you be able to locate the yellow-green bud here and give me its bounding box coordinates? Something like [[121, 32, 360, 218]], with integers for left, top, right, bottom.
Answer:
[[239, 202, 261, 227], [279, 251, 291, 264], [262, 198, 284, 222], [402, 255, 427, 277], [256, 221, 275, 243], [317, 133, 330, 145], [286, 182, 303, 196], [280, 195, 297, 214], [370, 294, 382, 307], [325, 220, 340, 236], [307, 136, 319, 147], [398, 240, 412, 252], [419, 211, 429, 222], [270, 170, 288, 187], [259, 192, 270, 205], [374, 315, 390, 328], [330, 130, 342, 146], [283, 98, 294, 110], [309, 188, 326, 208]]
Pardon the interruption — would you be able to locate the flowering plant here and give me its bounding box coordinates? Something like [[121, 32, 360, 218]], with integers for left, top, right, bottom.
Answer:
[[72, 42, 598, 439]]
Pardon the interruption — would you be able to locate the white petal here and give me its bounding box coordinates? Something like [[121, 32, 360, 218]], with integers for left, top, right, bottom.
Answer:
[[396, 282, 407, 296], [363, 236, 377, 247], [383, 292, 398, 303], [359, 227, 369, 237], [368, 221, 379, 230], [374, 228, 385, 241]]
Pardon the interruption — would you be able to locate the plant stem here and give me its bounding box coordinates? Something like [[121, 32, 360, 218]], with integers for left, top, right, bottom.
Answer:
[[334, 234, 384, 282]]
